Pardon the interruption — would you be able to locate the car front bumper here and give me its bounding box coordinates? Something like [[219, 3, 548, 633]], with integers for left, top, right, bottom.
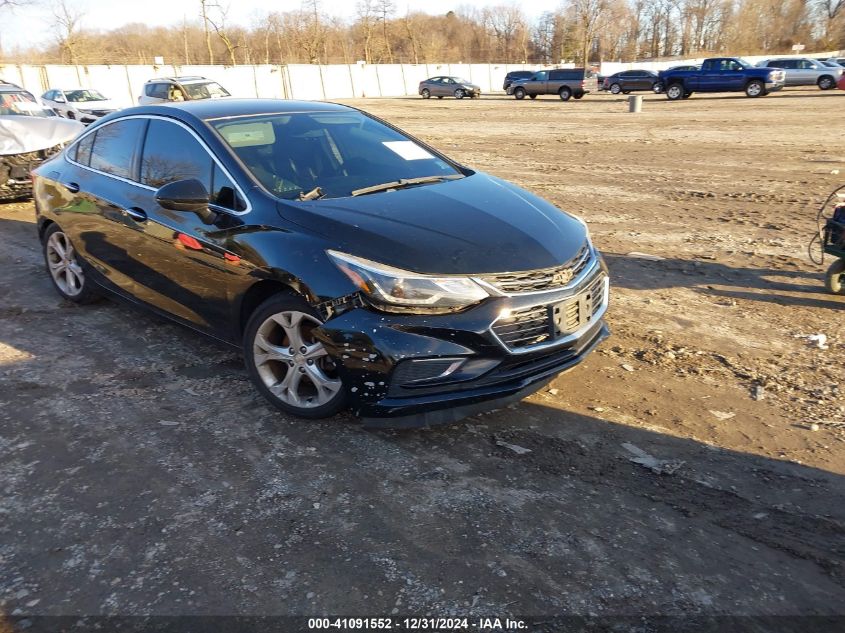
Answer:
[[314, 262, 610, 427]]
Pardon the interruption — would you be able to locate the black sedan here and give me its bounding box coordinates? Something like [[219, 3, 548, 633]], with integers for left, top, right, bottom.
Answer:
[[32, 99, 609, 426], [602, 70, 662, 94]]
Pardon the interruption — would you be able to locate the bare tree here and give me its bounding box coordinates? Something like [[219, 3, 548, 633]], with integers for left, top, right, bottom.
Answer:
[[203, 2, 239, 65], [570, 0, 608, 64], [51, 0, 85, 64], [199, 0, 214, 64]]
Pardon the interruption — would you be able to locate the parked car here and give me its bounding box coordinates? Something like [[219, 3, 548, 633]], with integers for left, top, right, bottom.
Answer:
[[665, 65, 700, 72], [818, 59, 844, 69], [1, 80, 83, 201], [502, 70, 534, 91], [418, 76, 481, 99], [41, 88, 119, 124], [507, 68, 597, 101], [755, 57, 842, 90], [138, 76, 230, 105], [827, 57, 845, 66], [31, 99, 609, 425], [602, 70, 662, 94], [838, 74, 845, 91], [659, 58, 785, 100]]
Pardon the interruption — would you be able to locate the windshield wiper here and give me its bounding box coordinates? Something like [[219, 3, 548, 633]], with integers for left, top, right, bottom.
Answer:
[[350, 174, 463, 197]]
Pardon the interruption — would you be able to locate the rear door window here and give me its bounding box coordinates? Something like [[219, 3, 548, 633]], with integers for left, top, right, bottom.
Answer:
[[146, 83, 168, 98], [72, 133, 95, 166], [89, 119, 145, 180]]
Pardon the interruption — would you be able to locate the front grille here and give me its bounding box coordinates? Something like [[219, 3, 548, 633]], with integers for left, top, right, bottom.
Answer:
[[492, 273, 607, 351], [492, 305, 551, 349], [480, 244, 592, 294]]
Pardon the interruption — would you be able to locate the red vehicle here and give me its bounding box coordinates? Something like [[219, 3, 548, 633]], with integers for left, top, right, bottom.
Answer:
[[838, 74, 845, 90]]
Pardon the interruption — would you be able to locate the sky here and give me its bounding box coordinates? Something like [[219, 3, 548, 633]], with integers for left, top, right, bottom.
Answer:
[[0, 0, 563, 53]]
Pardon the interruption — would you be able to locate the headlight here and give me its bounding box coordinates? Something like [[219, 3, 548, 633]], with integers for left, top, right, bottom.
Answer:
[[327, 250, 489, 313]]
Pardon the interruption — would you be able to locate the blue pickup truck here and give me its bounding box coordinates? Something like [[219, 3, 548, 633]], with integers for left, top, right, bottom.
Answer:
[[658, 58, 786, 100]]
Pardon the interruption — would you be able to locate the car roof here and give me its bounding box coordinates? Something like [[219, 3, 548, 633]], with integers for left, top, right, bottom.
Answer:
[[146, 76, 210, 83], [110, 98, 353, 121]]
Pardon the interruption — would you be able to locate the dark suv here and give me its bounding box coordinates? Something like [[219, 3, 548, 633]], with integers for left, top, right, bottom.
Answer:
[[507, 69, 598, 101], [32, 99, 609, 426]]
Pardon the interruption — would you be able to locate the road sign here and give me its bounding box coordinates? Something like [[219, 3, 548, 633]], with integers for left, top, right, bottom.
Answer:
[[792, 44, 805, 52]]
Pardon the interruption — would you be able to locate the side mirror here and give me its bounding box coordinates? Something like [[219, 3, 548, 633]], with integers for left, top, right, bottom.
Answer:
[[155, 178, 218, 224]]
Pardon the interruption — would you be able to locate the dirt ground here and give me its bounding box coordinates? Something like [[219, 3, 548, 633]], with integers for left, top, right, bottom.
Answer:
[[1, 88, 844, 625]]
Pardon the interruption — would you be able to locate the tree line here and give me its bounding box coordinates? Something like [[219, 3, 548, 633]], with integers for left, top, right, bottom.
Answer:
[[3, 0, 844, 67]]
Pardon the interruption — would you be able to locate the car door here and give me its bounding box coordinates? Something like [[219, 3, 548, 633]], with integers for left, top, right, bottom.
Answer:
[[431, 77, 447, 97], [530, 71, 549, 95], [57, 117, 153, 297], [123, 116, 250, 335]]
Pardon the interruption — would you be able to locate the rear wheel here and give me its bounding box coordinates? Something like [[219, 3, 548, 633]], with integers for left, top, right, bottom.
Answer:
[[652, 82, 663, 93], [818, 75, 836, 90], [665, 83, 684, 100], [825, 259, 845, 294], [558, 87, 572, 101], [421, 88, 430, 99], [682, 92, 693, 99], [244, 295, 347, 419], [610, 83, 622, 95], [573, 93, 584, 99], [514, 87, 526, 100], [622, 90, 631, 95], [745, 80, 764, 97], [42, 223, 100, 304], [529, 94, 537, 99], [454, 89, 465, 99]]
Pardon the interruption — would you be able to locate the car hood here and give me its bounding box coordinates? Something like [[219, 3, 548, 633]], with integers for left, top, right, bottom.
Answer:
[[278, 173, 588, 275], [0, 116, 84, 155]]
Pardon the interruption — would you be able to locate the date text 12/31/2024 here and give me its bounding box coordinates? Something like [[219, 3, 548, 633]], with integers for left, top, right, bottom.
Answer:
[[307, 617, 527, 630]]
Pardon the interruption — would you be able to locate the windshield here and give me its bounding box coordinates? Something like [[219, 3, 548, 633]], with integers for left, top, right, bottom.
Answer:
[[65, 89, 107, 102], [453, 78, 471, 84], [0, 92, 55, 117], [183, 81, 230, 100], [212, 111, 462, 200]]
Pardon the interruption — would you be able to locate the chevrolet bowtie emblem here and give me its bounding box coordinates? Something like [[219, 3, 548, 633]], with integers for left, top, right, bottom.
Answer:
[[552, 269, 573, 285]]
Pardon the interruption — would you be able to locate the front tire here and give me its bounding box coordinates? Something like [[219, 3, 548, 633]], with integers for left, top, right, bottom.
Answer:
[[514, 87, 526, 100], [244, 295, 347, 419], [559, 87, 572, 101], [665, 83, 684, 100], [653, 82, 663, 93], [825, 259, 845, 294], [454, 89, 464, 99], [745, 80, 764, 98], [42, 223, 99, 304], [421, 88, 430, 99], [818, 75, 836, 90], [610, 83, 621, 95]]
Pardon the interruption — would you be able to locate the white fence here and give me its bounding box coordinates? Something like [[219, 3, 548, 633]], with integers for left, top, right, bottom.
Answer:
[[0, 62, 553, 107]]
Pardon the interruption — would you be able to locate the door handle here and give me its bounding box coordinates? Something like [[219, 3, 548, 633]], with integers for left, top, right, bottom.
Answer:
[[123, 207, 147, 222], [63, 182, 80, 193]]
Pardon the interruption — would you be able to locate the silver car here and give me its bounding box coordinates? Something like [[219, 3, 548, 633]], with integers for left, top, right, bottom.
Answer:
[[41, 88, 119, 125], [418, 76, 481, 100], [756, 57, 842, 90]]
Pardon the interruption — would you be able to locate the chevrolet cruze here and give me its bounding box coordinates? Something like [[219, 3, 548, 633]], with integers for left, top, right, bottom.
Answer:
[[32, 99, 609, 426]]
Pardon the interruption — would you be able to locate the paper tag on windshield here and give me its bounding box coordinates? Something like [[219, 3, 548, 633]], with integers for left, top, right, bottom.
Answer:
[[383, 141, 434, 160]]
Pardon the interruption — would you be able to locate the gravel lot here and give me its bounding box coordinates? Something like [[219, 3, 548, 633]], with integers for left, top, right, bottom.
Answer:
[[1, 88, 844, 625]]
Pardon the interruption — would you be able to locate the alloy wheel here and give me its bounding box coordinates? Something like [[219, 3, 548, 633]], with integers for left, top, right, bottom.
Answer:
[[252, 310, 341, 409], [46, 231, 85, 297]]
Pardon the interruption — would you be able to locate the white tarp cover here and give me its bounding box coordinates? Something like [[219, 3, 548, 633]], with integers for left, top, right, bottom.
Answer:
[[0, 116, 84, 155]]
